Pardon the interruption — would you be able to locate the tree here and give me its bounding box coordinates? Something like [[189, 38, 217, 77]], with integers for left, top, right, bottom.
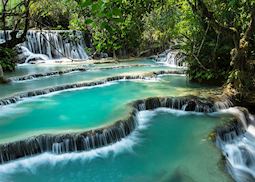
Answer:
[[29, 0, 77, 29], [186, 0, 255, 95], [0, 0, 31, 48], [71, 0, 162, 58]]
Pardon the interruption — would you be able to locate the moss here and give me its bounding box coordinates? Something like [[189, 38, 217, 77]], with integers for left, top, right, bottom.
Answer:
[[209, 116, 240, 142], [208, 131, 216, 141]]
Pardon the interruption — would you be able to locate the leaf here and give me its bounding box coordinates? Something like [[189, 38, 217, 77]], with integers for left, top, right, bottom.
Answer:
[[112, 17, 124, 23], [85, 19, 93, 24], [112, 8, 122, 16], [92, 1, 104, 12], [100, 22, 112, 32], [92, 3, 100, 12], [106, 12, 113, 18], [80, 0, 92, 8]]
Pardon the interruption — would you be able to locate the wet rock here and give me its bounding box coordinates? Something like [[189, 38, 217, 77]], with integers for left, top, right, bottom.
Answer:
[[0, 109, 138, 164], [11, 67, 88, 82], [0, 95, 223, 164], [216, 120, 244, 142], [185, 100, 197, 111], [0, 77, 10, 84], [145, 97, 161, 110]]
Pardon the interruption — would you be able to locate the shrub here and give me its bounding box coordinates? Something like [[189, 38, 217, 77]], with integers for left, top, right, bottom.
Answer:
[[0, 47, 17, 72]]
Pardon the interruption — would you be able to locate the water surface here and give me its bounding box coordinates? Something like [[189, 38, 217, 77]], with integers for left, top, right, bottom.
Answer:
[[0, 109, 233, 182]]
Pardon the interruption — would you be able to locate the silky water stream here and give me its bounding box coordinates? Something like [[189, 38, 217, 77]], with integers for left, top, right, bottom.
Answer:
[[0, 60, 252, 182]]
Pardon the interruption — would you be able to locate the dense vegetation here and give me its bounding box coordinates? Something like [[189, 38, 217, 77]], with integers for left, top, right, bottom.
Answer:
[[0, 0, 255, 97]]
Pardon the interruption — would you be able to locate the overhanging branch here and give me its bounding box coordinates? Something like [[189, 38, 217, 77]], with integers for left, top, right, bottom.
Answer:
[[187, 0, 240, 47], [0, 0, 30, 48], [243, 7, 255, 43]]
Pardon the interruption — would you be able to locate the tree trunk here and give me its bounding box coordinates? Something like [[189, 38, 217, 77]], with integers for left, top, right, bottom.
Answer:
[[0, 66, 10, 84], [0, 64, 3, 78], [228, 8, 255, 94], [187, 0, 255, 94], [113, 50, 116, 60], [0, 64, 7, 84], [1, 0, 9, 42]]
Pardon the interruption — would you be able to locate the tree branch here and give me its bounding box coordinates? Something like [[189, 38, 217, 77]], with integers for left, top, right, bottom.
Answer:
[[1, 0, 9, 42], [191, 53, 209, 71], [187, 0, 240, 47], [0, 0, 30, 48], [212, 32, 220, 63], [196, 22, 209, 57], [243, 7, 255, 43]]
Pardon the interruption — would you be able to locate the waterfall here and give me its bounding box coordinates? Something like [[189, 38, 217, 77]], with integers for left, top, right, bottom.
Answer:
[[0, 96, 216, 164], [1, 91, 254, 182], [9, 64, 148, 82], [0, 30, 89, 63], [216, 107, 255, 182], [18, 46, 50, 63], [10, 67, 88, 82], [0, 110, 139, 164], [0, 31, 11, 43], [0, 70, 185, 107], [154, 49, 187, 67]]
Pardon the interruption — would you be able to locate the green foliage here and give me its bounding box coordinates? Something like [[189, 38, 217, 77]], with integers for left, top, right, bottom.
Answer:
[[0, 0, 21, 12], [228, 67, 254, 92], [0, 0, 27, 30], [29, 0, 77, 29], [0, 47, 17, 72], [69, 0, 162, 56], [187, 65, 229, 84], [153, 0, 254, 85], [2, 0, 255, 90]]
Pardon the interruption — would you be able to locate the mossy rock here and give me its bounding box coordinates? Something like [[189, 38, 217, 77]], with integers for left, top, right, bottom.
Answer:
[[208, 131, 216, 141], [0, 77, 10, 84]]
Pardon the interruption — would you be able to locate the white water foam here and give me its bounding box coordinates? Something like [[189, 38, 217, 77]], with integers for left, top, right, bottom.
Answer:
[[220, 133, 255, 181], [0, 105, 29, 118], [0, 81, 118, 111], [218, 107, 249, 129], [10, 70, 83, 83], [158, 73, 186, 77], [0, 109, 195, 176], [43, 81, 119, 97], [215, 107, 255, 182], [0, 76, 166, 112], [247, 125, 255, 138], [119, 78, 160, 83], [154, 49, 187, 68], [154, 107, 205, 116], [0, 97, 55, 118], [9, 64, 148, 83], [0, 109, 155, 175]]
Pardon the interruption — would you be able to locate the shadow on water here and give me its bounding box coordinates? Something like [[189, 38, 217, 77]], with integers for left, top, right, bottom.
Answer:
[[161, 167, 196, 182], [123, 167, 196, 182]]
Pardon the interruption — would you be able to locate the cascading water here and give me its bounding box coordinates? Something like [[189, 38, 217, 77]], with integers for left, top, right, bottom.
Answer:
[[154, 49, 187, 67], [0, 31, 11, 44], [0, 96, 217, 164], [0, 70, 185, 107], [18, 46, 50, 63], [0, 54, 254, 182], [216, 107, 255, 182], [0, 30, 89, 63]]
